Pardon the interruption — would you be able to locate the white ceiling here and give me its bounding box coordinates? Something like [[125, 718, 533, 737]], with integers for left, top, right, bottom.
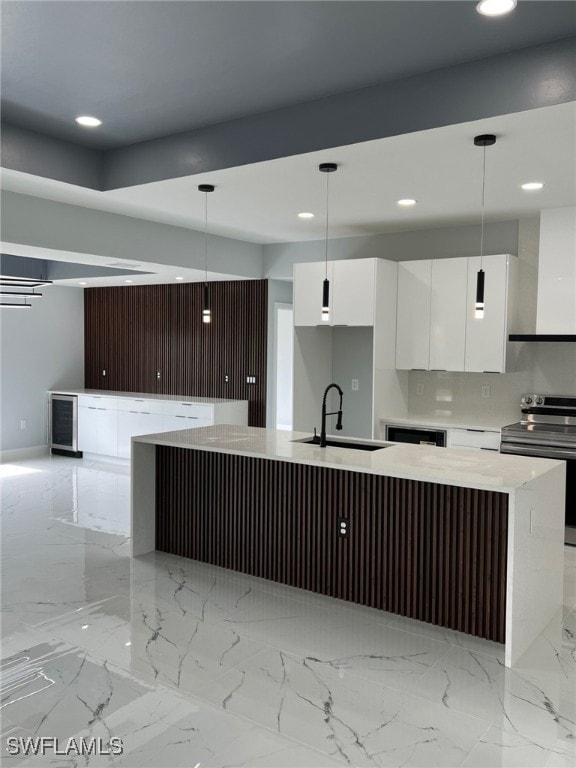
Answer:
[[2, 102, 575, 248]]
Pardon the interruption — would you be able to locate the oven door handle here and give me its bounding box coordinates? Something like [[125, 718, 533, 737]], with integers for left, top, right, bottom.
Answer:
[[500, 443, 575, 460]]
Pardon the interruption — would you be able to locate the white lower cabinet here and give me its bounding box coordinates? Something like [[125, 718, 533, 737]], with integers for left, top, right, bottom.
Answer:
[[78, 407, 100, 454], [74, 393, 247, 459], [162, 415, 213, 432], [78, 406, 118, 456], [118, 411, 164, 459], [448, 428, 500, 451]]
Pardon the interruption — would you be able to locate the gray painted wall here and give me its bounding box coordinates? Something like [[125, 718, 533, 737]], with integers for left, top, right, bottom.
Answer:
[[1, 192, 265, 279], [263, 220, 519, 279], [332, 328, 374, 440], [1, 286, 84, 451], [1, 122, 103, 189]]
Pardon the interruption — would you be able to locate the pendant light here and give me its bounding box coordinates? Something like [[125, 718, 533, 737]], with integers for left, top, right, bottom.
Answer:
[[198, 184, 215, 324], [319, 163, 337, 322], [1, 275, 52, 308], [473, 134, 496, 319]]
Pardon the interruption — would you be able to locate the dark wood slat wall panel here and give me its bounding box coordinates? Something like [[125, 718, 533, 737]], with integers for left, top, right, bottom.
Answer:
[[84, 280, 268, 426], [156, 447, 509, 643]]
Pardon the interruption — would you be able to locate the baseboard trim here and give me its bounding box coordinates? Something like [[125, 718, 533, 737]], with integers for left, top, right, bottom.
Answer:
[[1, 445, 50, 462]]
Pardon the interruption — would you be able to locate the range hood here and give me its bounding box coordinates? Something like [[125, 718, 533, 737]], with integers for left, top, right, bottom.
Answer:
[[510, 207, 576, 342]]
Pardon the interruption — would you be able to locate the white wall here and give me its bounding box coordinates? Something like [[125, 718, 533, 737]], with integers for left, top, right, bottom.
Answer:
[[275, 306, 294, 429], [266, 279, 293, 428], [1, 286, 84, 452], [2, 191, 265, 279]]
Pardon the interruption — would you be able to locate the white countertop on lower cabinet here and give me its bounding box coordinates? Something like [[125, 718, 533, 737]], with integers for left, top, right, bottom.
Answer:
[[49, 388, 246, 405], [132, 424, 561, 493], [379, 414, 516, 431]]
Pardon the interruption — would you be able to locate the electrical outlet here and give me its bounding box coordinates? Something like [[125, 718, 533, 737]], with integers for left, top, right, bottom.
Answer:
[[482, 385, 491, 398], [246, 375, 257, 384], [102, 369, 106, 377], [156, 371, 161, 380], [416, 383, 424, 396], [338, 517, 349, 538], [20, 419, 27, 430], [351, 379, 359, 391], [225, 374, 229, 383]]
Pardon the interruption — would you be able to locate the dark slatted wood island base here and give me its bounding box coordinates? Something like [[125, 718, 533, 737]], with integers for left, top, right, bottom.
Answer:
[[156, 446, 509, 643]]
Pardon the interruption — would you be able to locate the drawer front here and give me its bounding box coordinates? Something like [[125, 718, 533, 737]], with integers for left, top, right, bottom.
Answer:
[[162, 402, 214, 420], [117, 398, 163, 415], [78, 395, 118, 410], [162, 415, 213, 432], [449, 428, 500, 450]]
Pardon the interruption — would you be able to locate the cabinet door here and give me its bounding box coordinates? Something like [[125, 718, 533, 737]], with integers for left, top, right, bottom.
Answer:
[[429, 257, 468, 371], [78, 406, 99, 453], [138, 412, 164, 436], [96, 407, 119, 456], [293, 261, 333, 326], [396, 260, 432, 370], [465, 255, 508, 373], [332, 259, 376, 326], [118, 411, 141, 459]]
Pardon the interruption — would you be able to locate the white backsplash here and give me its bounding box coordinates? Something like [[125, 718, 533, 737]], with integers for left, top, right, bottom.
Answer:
[[408, 344, 576, 424]]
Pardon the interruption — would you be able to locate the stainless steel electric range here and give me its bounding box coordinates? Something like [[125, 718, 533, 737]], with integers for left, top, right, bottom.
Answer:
[[501, 394, 576, 546]]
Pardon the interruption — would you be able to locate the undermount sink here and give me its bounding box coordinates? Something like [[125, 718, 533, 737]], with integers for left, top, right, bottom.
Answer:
[[294, 437, 389, 452]]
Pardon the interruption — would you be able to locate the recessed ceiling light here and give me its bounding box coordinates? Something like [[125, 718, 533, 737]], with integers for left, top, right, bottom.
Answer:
[[476, 0, 517, 17], [175, 276, 184, 281], [75, 115, 102, 127], [521, 182, 544, 191], [397, 199, 417, 207], [124, 279, 133, 284], [78, 281, 87, 286], [298, 212, 315, 219]]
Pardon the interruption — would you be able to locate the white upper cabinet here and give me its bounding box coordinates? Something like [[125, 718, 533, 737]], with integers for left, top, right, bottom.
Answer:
[[331, 258, 376, 326], [465, 254, 514, 373], [293, 258, 376, 326], [395, 260, 432, 370], [396, 254, 516, 373], [429, 257, 468, 371]]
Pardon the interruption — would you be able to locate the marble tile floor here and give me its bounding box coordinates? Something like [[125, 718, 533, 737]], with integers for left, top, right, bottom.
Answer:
[[1, 455, 575, 768]]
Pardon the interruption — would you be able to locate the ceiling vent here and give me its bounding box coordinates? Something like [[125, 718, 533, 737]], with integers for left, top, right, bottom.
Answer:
[[106, 261, 142, 269]]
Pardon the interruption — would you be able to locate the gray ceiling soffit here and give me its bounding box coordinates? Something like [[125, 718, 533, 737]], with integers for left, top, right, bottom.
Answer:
[[0, 253, 150, 281], [1, 123, 103, 190], [2, 0, 575, 150], [0, 253, 49, 280], [1, 37, 575, 192], [103, 37, 576, 190]]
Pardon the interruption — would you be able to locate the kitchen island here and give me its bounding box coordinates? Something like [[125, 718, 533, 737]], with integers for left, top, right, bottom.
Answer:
[[131, 425, 565, 667]]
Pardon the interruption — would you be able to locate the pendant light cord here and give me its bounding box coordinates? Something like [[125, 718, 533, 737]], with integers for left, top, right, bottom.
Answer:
[[480, 144, 486, 270], [204, 191, 209, 287], [324, 170, 330, 279]]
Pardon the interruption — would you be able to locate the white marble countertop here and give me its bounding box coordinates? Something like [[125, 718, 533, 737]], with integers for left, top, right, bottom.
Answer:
[[49, 388, 246, 405], [133, 424, 563, 493], [380, 414, 517, 431]]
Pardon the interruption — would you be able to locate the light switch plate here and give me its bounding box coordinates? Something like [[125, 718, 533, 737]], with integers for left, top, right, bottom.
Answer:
[[351, 379, 359, 391], [482, 385, 491, 398], [416, 383, 424, 396]]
